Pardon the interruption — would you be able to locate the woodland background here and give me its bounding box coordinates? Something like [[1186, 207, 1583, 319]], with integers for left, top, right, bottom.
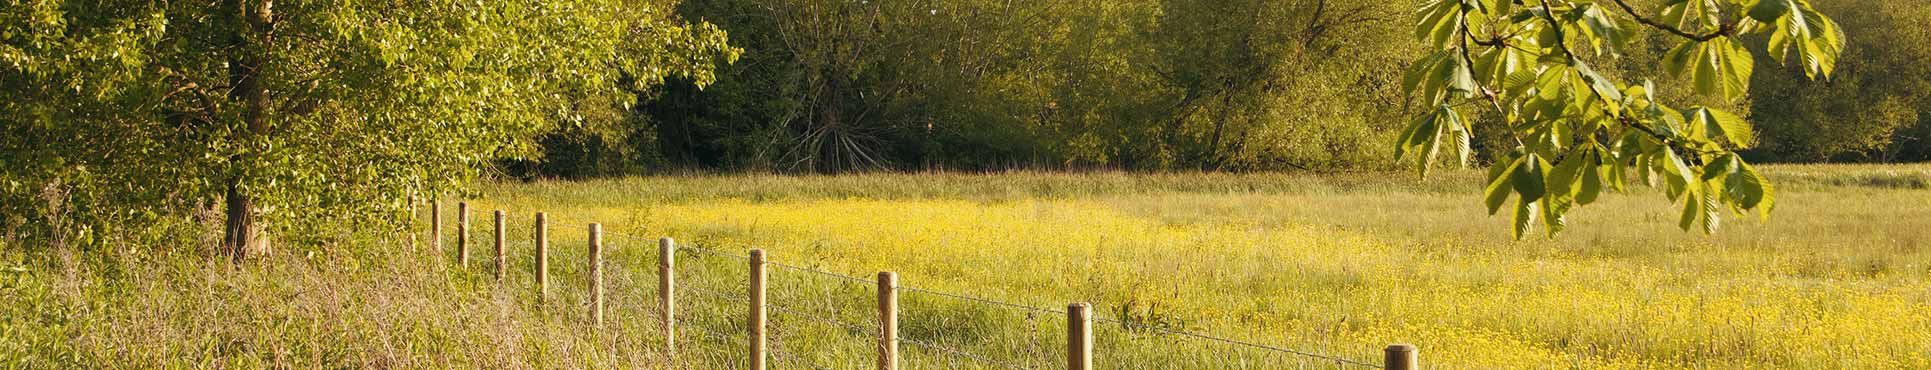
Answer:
[[528, 0, 1930, 178]]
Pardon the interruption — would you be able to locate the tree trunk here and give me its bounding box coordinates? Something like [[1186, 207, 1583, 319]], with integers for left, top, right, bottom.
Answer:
[[221, 0, 274, 261], [818, 72, 844, 174], [223, 183, 258, 262]]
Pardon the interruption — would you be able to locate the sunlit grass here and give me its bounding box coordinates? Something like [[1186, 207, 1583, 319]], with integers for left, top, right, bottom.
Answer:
[[2, 164, 1925, 368]]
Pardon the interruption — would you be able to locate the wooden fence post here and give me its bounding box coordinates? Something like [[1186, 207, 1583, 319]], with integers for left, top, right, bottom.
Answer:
[[748, 249, 767, 370], [1068, 303, 1092, 370], [659, 237, 677, 364], [535, 212, 548, 301], [493, 210, 506, 281], [457, 202, 469, 267], [589, 223, 603, 327], [431, 199, 442, 252], [877, 272, 899, 370], [1385, 344, 1418, 370]]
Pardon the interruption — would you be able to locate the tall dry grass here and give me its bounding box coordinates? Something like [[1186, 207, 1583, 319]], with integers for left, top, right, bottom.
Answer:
[[1, 164, 1925, 369]]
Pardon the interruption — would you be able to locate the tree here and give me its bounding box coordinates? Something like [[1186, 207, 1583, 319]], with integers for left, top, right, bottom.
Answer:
[[636, 0, 1421, 173], [1131, 0, 1412, 171], [656, 0, 1076, 173], [1399, 0, 1844, 239], [1, 1, 737, 258], [1747, 0, 1930, 163]]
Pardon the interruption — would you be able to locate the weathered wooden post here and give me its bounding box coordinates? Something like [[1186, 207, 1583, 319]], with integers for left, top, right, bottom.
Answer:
[[877, 272, 899, 370], [1385, 344, 1418, 370], [493, 210, 506, 281], [535, 213, 548, 300], [1068, 302, 1092, 370], [457, 202, 470, 267], [748, 249, 768, 370], [431, 199, 443, 252], [659, 237, 677, 363], [589, 223, 604, 327]]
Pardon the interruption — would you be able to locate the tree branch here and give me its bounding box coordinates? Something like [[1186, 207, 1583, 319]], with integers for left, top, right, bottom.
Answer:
[[1606, 0, 1729, 42], [1540, 0, 1677, 145]]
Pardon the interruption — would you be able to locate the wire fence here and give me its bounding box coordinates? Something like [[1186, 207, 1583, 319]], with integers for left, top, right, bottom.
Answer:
[[424, 204, 1404, 369]]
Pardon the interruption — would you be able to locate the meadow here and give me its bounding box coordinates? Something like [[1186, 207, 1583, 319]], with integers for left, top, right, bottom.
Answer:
[[2, 164, 1928, 369]]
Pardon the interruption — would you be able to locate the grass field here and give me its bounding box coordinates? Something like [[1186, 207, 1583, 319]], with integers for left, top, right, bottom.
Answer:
[[3, 164, 1928, 369]]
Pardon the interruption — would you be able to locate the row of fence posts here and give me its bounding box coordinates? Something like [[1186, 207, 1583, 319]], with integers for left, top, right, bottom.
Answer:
[[422, 200, 1420, 370]]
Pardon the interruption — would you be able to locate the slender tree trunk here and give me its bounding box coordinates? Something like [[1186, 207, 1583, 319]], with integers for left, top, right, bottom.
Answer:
[[820, 73, 844, 174], [223, 183, 257, 262], [1205, 92, 1234, 169], [222, 0, 274, 261]]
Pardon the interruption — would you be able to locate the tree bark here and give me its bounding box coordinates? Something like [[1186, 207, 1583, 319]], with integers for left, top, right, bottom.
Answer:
[[223, 183, 258, 262], [221, 0, 274, 261], [817, 71, 845, 174]]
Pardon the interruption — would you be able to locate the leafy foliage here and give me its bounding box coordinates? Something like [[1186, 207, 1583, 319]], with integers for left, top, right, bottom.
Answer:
[[0, 1, 737, 253], [575, 0, 1917, 178], [1747, 0, 1931, 163], [615, 0, 1416, 173], [1399, 0, 1843, 239]]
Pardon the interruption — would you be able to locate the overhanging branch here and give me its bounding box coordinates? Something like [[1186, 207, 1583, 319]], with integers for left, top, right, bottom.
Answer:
[[1607, 0, 1730, 42]]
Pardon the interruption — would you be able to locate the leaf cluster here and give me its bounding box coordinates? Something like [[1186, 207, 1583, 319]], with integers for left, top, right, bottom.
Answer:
[[1399, 0, 1842, 239]]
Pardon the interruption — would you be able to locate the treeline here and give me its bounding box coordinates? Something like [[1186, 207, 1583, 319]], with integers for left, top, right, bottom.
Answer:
[[524, 0, 1929, 177]]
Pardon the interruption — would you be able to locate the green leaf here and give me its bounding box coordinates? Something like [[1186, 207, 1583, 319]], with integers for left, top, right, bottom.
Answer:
[[1748, 0, 1794, 23], [1736, 159, 1776, 218], [1448, 113, 1473, 168], [1802, 15, 1845, 79], [1576, 4, 1631, 55], [1512, 196, 1538, 240], [1547, 148, 1590, 205], [1448, 56, 1480, 98], [1717, 39, 1754, 102], [1398, 106, 1462, 177], [1579, 156, 1604, 205], [1686, 107, 1756, 148], [1572, 59, 1623, 104], [1403, 51, 1453, 99], [1662, 40, 1700, 78], [1420, 114, 1446, 176], [1678, 184, 1701, 231], [1693, 42, 1720, 97], [1541, 195, 1569, 237], [1474, 47, 1518, 86], [1758, 0, 1845, 80], [1536, 21, 1561, 49], [1702, 182, 1723, 233], [1485, 153, 1523, 215], [1512, 154, 1549, 204], [1416, 0, 1465, 48], [1659, 148, 1696, 201], [1701, 152, 1739, 182], [1767, 17, 1794, 63], [1502, 68, 1540, 96], [1660, 0, 1695, 30], [1394, 110, 1431, 161], [1541, 150, 1588, 238]]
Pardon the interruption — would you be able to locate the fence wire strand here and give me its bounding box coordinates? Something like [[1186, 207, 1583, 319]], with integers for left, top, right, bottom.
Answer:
[[675, 319, 737, 344], [765, 259, 876, 285], [683, 283, 748, 304], [770, 303, 876, 336], [1090, 316, 1382, 368], [602, 231, 753, 261], [899, 336, 1033, 370], [900, 286, 1067, 316], [445, 210, 1394, 369]]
